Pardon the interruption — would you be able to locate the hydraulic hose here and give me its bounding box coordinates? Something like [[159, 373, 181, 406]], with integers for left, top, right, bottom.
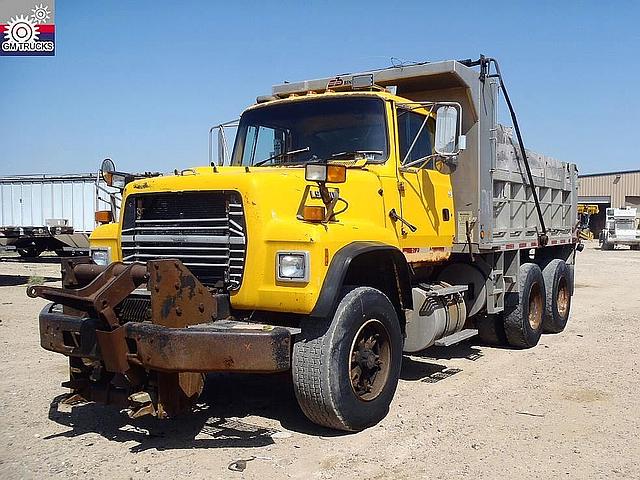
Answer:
[[459, 56, 549, 246], [486, 57, 548, 245]]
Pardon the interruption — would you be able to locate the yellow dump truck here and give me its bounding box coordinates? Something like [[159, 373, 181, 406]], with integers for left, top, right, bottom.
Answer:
[[30, 56, 580, 431]]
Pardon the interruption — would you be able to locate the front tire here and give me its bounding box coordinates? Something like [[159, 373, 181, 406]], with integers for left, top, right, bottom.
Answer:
[[292, 287, 403, 431]]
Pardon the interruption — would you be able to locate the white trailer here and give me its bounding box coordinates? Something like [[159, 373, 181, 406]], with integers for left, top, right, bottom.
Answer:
[[600, 207, 640, 250], [0, 173, 114, 257]]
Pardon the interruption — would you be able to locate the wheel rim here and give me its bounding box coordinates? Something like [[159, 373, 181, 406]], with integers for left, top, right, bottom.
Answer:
[[349, 319, 391, 402], [557, 277, 569, 319], [528, 282, 543, 330]]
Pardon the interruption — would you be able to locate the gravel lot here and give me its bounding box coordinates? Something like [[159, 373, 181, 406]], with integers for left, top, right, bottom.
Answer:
[[0, 243, 639, 479]]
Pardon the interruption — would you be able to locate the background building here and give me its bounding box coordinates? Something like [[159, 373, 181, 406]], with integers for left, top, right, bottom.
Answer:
[[578, 169, 640, 234]]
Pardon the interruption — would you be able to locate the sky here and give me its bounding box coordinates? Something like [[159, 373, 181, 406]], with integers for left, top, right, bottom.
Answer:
[[1, 0, 639, 176]]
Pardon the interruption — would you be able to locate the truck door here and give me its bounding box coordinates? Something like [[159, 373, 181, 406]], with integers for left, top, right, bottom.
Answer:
[[394, 107, 455, 255]]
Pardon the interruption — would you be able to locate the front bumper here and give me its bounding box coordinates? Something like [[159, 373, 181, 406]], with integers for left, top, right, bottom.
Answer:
[[39, 303, 294, 373]]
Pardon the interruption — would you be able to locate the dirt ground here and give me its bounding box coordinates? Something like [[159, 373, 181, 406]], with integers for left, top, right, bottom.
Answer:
[[0, 243, 638, 479]]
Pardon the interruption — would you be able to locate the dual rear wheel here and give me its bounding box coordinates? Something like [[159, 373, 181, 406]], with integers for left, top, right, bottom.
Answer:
[[478, 259, 572, 348]]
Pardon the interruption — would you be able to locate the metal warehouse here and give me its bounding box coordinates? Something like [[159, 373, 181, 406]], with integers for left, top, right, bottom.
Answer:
[[578, 169, 640, 234]]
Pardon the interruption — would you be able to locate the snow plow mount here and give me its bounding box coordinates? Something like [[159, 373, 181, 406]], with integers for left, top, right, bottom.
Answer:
[[27, 258, 293, 418]]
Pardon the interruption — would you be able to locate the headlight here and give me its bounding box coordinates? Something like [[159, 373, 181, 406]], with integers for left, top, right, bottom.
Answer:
[[91, 247, 111, 266], [276, 251, 309, 282]]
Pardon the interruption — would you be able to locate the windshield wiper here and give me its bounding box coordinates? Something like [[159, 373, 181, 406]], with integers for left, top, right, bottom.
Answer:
[[329, 150, 383, 160], [253, 146, 310, 167]]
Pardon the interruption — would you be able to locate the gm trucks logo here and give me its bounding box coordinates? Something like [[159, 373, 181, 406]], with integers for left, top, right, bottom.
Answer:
[[1, 1, 55, 56]]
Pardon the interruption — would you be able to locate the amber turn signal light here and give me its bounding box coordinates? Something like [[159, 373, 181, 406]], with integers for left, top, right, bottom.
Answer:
[[326, 164, 346, 183], [95, 210, 113, 224], [302, 205, 326, 222]]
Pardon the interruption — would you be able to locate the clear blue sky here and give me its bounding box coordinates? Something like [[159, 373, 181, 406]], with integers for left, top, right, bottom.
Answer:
[[2, 0, 639, 175]]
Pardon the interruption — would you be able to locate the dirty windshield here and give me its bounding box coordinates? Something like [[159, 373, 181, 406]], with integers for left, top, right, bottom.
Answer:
[[231, 97, 388, 166]]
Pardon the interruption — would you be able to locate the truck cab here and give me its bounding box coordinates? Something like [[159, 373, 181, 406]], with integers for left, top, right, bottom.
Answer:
[[600, 207, 640, 250]]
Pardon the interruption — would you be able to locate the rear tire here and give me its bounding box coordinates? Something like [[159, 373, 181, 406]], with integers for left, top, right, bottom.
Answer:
[[292, 287, 403, 431], [476, 314, 507, 345], [631, 245, 640, 251], [542, 259, 572, 333], [504, 263, 545, 348]]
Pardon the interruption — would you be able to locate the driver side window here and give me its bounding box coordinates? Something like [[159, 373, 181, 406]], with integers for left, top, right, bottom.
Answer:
[[397, 109, 434, 167]]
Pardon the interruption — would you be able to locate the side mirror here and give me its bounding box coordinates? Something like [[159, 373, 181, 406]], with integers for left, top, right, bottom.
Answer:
[[210, 120, 239, 166], [217, 127, 228, 166], [435, 106, 465, 156], [100, 157, 131, 189], [100, 158, 116, 184]]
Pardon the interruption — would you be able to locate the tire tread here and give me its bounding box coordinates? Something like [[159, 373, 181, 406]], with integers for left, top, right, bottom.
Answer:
[[292, 317, 348, 430], [504, 263, 544, 348]]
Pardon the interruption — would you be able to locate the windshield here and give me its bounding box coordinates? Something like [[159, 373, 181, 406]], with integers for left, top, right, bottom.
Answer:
[[616, 218, 636, 229], [231, 97, 388, 166]]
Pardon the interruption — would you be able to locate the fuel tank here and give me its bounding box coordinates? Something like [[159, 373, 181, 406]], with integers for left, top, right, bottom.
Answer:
[[403, 282, 467, 353]]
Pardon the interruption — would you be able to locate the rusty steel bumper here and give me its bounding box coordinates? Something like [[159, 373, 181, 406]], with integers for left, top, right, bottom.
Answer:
[[39, 304, 294, 373]]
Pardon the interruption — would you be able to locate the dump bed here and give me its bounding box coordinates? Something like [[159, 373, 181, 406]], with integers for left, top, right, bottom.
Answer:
[[272, 60, 579, 252]]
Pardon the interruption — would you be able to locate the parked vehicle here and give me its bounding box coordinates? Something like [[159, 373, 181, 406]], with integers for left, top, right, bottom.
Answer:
[[577, 204, 599, 240], [600, 207, 640, 250], [0, 173, 115, 257], [29, 56, 580, 431]]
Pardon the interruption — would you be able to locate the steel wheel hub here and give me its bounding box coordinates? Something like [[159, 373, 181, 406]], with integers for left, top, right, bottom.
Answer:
[[557, 277, 569, 319], [349, 319, 391, 402], [528, 282, 543, 330]]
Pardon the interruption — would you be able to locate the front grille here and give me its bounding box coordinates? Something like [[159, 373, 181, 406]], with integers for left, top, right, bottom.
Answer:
[[120, 191, 246, 289]]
